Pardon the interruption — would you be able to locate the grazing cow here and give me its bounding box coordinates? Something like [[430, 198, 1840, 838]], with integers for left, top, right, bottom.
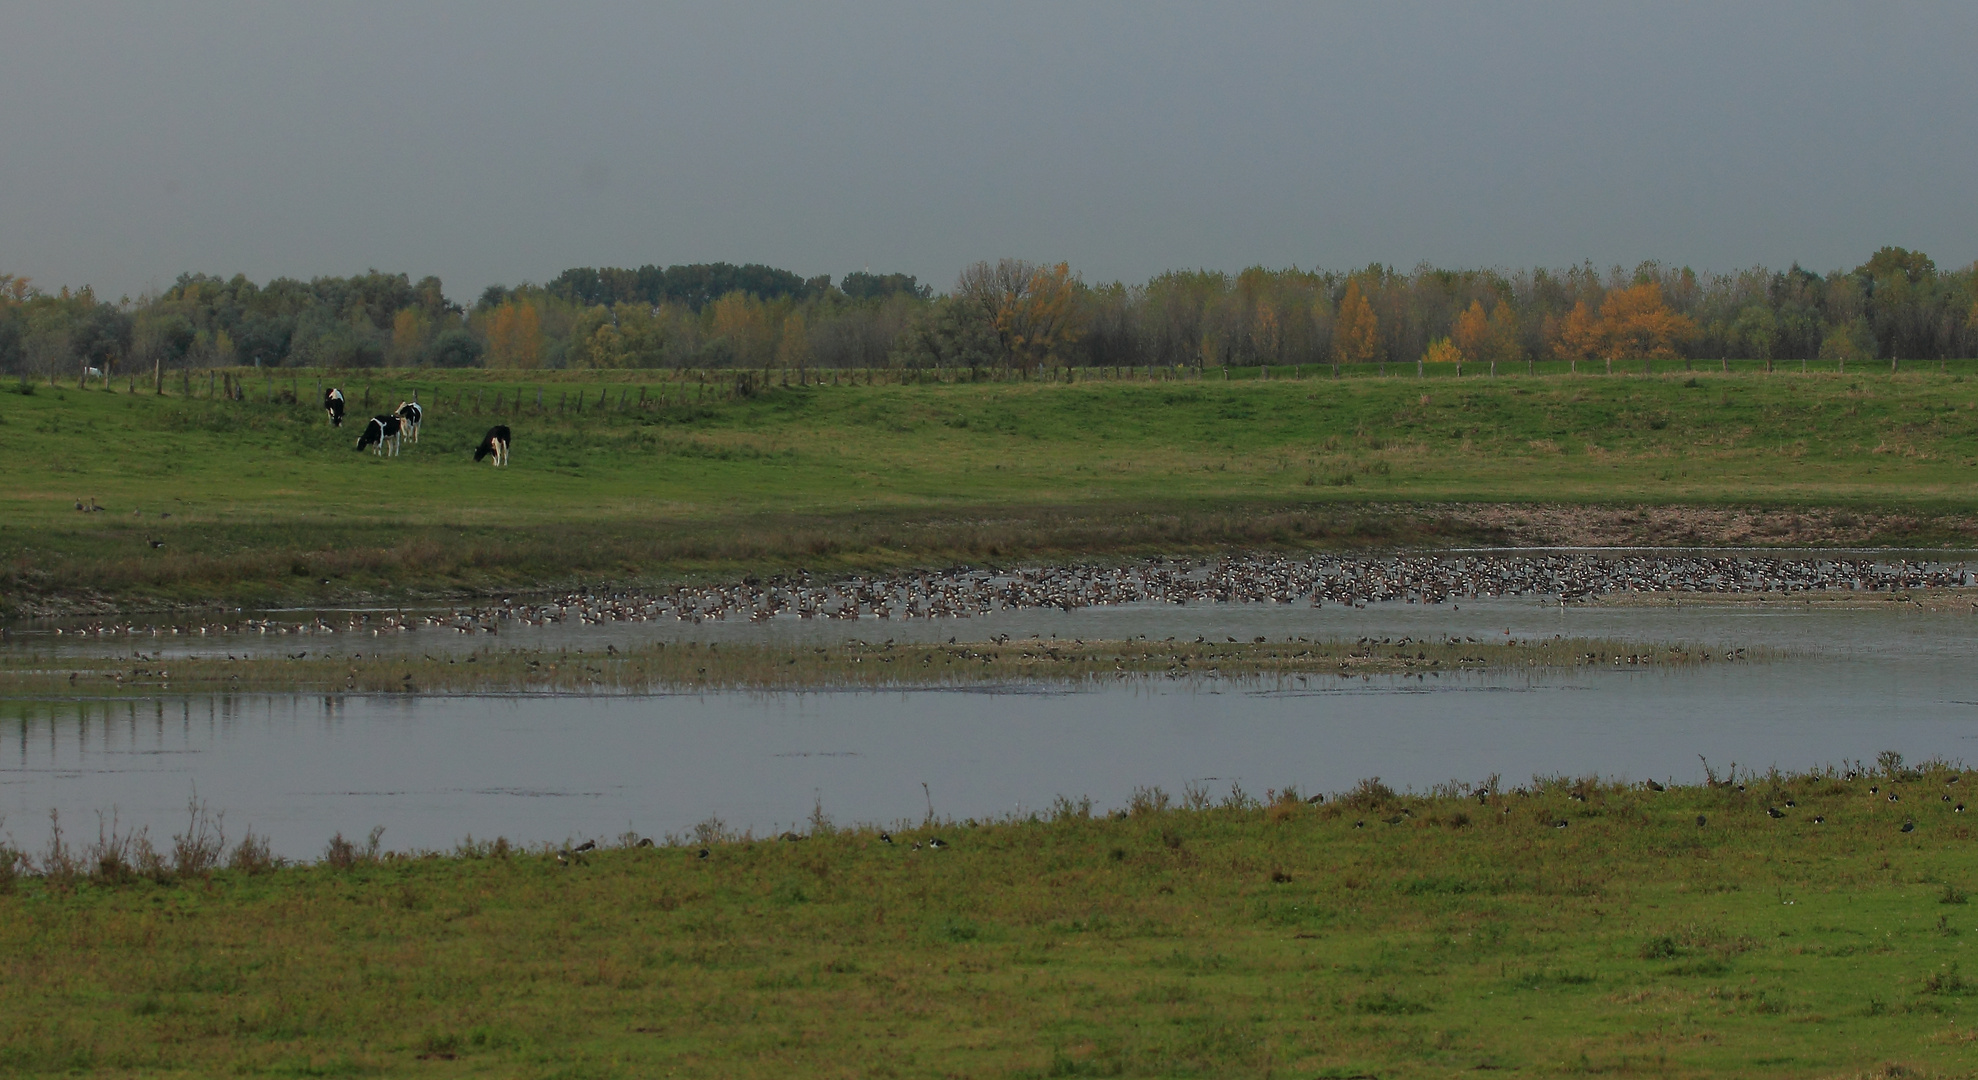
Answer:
[[393, 401, 423, 443], [474, 424, 512, 467], [355, 414, 403, 456], [324, 388, 346, 428]]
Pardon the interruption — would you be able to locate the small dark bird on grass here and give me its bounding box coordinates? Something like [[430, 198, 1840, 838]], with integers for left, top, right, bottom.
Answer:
[[1813, 815, 1826, 824], [878, 831, 893, 844], [1784, 798, 1796, 807], [635, 837, 653, 847], [1552, 819, 1569, 829], [696, 848, 709, 860], [574, 839, 596, 852], [1901, 820, 1915, 833], [1870, 785, 1880, 794], [911, 841, 923, 851], [1956, 804, 1966, 813], [1645, 780, 1665, 792], [1944, 795, 1953, 803], [1889, 793, 1901, 802], [148, 539, 165, 548], [1696, 815, 1708, 827], [1353, 820, 1365, 829], [1382, 814, 1404, 825], [1767, 807, 1785, 819], [555, 850, 569, 865], [928, 837, 949, 850]]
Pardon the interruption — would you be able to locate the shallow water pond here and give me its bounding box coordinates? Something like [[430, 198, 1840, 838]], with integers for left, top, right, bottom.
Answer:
[[5, 598, 1975, 859]]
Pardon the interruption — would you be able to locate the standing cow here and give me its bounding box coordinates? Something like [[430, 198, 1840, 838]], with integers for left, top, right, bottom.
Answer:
[[474, 425, 511, 467], [355, 414, 403, 457], [324, 388, 346, 427], [393, 401, 423, 443]]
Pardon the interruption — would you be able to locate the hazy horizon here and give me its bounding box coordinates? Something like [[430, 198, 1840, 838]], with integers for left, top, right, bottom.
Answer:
[[3, 2, 1974, 301]]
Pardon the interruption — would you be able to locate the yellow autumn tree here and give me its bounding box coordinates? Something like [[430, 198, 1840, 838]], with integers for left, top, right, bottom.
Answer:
[[776, 309, 812, 370], [1548, 300, 1602, 362], [1486, 302, 1521, 366], [389, 308, 427, 367], [1424, 337, 1462, 369], [1331, 280, 1378, 369], [486, 300, 543, 369], [709, 292, 775, 368], [1006, 262, 1083, 370], [1252, 303, 1282, 363], [1452, 300, 1490, 362], [583, 318, 629, 368], [1600, 283, 1694, 359]]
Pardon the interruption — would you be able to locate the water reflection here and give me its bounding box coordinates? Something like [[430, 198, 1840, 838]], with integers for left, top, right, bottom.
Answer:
[[5, 634, 1975, 860]]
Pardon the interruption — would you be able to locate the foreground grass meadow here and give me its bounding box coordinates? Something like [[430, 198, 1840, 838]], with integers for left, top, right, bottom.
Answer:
[[3, 364, 1978, 610], [3, 770, 1976, 1078]]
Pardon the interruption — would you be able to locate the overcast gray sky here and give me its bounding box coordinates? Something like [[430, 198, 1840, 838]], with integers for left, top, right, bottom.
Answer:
[[2, 1, 1973, 302]]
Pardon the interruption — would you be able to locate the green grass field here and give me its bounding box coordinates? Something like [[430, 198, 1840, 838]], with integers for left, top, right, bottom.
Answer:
[[4, 366, 1977, 611], [3, 768, 1975, 1078]]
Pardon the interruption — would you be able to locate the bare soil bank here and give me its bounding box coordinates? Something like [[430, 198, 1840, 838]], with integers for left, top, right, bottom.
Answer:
[[4, 500, 1973, 621], [1456, 502, 1978, 548]]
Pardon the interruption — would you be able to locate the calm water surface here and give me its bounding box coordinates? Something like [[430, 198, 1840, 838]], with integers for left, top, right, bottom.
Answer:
[[4, 598, 1975, 859]]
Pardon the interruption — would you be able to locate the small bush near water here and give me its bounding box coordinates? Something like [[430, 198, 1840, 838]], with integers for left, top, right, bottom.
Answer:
[[1, 762, 1975, 1076]]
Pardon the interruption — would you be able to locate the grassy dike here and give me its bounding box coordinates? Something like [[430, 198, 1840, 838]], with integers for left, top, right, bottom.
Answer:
[[3, 367, 1978, 613], [2, 766, 1975, 1078]]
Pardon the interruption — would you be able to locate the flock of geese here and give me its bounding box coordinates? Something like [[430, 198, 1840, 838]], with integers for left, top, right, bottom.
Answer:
[[40, 553, 1971, 640]]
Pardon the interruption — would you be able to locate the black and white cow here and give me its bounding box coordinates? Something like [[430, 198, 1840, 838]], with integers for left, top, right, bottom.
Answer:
[[324, 387, 346, 428], [355, 414, 403, 456], [393, 401, 423, 443], [474, 425, 512, 467]]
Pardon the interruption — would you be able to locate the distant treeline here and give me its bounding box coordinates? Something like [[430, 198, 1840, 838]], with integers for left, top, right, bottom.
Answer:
[[4, 249, 1974, 379]]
